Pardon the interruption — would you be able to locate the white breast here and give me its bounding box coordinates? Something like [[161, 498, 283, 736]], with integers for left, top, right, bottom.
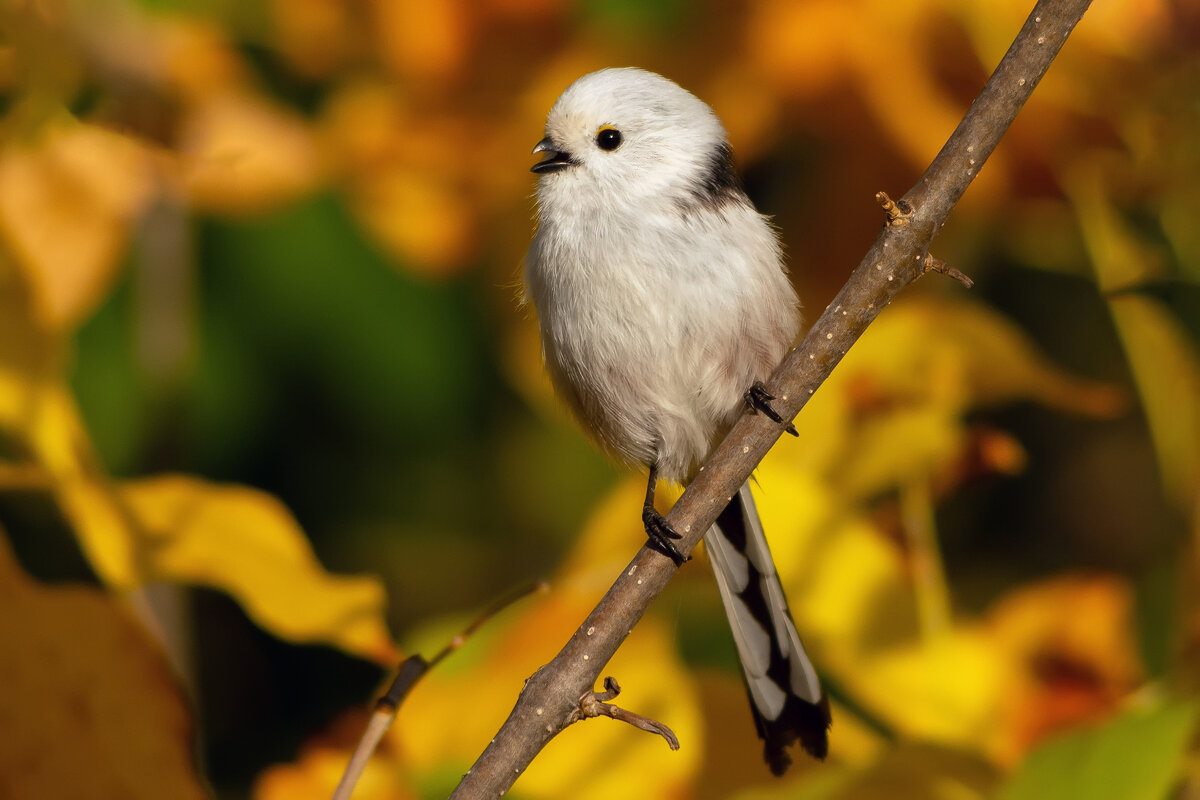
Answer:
[[525, 196, 799, 483]]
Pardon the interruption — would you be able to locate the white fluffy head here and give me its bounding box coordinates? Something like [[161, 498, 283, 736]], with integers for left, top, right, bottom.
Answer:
[[532, 68, 735, 207]]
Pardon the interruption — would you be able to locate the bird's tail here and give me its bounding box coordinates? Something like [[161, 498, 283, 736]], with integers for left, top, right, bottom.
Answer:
[[703, 482, 831, 773]]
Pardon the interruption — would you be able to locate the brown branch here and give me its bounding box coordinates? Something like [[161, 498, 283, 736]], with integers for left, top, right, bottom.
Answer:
[[450, 0, 1093, 796]]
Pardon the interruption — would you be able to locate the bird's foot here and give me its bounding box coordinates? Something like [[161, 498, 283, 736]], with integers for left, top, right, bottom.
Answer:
[[745, 381, 798, 436], [642, 505, 688, 566]]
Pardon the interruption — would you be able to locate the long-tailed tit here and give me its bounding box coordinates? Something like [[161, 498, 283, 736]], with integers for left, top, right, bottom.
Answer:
[[524, 67, 830, 772]]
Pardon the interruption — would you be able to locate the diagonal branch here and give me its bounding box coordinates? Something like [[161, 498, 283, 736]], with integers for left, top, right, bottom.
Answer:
[[450, 0, 1093, 796]]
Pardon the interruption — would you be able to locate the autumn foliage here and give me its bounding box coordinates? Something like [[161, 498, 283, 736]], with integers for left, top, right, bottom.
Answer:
[[0, 0, 1197, 798]]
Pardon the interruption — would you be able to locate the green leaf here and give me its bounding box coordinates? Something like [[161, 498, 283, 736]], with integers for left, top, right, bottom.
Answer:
[[999, 698, 1199, 800]]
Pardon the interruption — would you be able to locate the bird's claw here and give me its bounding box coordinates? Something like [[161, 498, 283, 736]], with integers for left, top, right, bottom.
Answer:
[[642, 506, 688, 566], [745, 381, 798, 436]]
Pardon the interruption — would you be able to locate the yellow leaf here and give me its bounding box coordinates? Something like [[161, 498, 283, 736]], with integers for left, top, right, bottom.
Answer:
[[755, 454, 1013, 752], [0, 261, 59, 437], [60, 471, 143, 589], [2, 380, 142, 590], [1, 375, 142, 586], [833, 405, 964, 503], [1064, 116, 1200, 513], [0, 276, 395, 664], [0, 527, 208, 800], [855, 627, 1010, 747], [845, 297, 1127, 418], [1064, 159, 1167, 294], [753, 456, 902, 652], [118, 474, 399, 664], [1099, 277, 1199, 516], [0, 119, 155, 330], [775, 296, 1123, 498]]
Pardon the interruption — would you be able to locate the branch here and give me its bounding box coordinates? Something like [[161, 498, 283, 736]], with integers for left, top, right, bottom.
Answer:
[[451, 1, 1093, 796], [332, 582, 547, 800]]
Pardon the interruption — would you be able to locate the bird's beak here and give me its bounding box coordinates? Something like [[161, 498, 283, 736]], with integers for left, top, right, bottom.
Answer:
[[531, 137, 575, 174]]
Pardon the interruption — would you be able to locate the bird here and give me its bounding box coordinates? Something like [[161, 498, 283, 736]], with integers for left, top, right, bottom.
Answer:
[[523, 67, 831, 773]]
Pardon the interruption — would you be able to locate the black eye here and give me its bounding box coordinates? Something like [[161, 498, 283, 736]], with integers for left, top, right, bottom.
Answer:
[[596, 127, 622, 151]]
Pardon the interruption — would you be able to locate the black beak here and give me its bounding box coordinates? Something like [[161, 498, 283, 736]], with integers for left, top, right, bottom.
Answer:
[[531, 137, 574, 174]]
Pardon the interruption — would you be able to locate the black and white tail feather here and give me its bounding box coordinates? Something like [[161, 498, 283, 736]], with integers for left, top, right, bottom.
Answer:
[[705, 483, 831, 772]]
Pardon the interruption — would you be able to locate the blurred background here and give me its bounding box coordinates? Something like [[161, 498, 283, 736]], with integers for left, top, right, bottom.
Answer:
[[0, 0, 1197, 798]]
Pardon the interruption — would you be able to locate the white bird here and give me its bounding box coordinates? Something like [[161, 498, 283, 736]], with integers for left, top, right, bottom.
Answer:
[[524, 67, 830, 772]]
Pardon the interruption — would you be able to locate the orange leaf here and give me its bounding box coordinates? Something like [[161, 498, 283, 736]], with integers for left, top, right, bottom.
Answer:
[[987, 573, 1143, 764], [179, 92, 323, 214], [0, 529, 208, 800], [0, 120, 155, 330]]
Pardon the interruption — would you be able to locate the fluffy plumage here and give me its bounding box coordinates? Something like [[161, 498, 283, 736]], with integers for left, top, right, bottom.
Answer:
[[524, 67, 830, 771]]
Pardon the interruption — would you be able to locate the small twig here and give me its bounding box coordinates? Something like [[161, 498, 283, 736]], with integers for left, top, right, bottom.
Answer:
[[331, 656, 428, 800], [922, 254, 975, 288], [331, 581, 548, 800], [570, 677, 680, 751], [427, 581, 551, 671], [876, 191, 913, 227]]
